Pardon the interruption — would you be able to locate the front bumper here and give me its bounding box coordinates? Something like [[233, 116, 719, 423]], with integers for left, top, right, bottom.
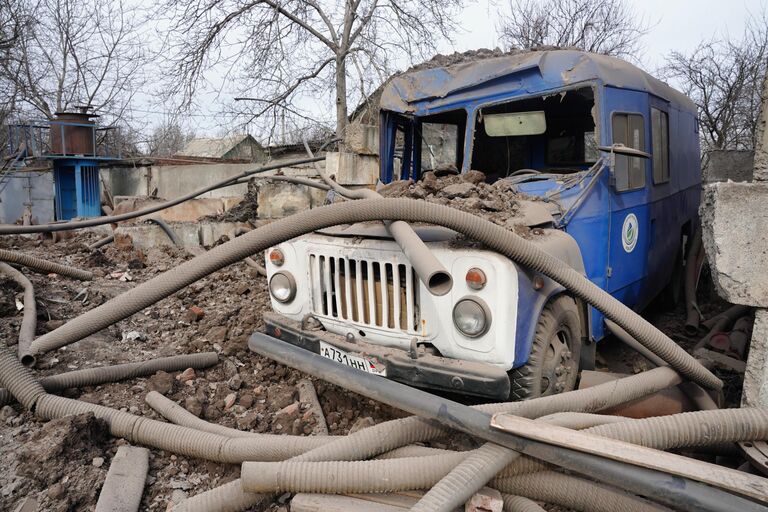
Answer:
[[253, 312, 510, 400]]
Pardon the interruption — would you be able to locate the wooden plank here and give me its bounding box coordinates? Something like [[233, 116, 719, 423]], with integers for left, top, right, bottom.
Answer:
[[347, 493, 420, 508], [291, 493, 408, 512], [490, 413, 768, 503]]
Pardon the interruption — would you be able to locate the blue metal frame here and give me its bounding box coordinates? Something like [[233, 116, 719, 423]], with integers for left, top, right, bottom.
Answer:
[[53, 159, 101, 220], [378, 51, 701, 368]]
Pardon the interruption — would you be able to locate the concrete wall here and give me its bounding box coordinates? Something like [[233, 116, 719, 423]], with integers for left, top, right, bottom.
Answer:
[[102, 160, 318, 201], [0, 170, 55, 224]]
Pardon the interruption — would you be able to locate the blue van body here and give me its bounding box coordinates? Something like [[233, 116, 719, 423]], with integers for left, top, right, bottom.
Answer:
[[377, 50, 700, 349]]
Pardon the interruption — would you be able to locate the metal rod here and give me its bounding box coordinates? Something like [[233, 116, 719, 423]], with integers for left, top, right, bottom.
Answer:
[[248, 332, 768, 512]]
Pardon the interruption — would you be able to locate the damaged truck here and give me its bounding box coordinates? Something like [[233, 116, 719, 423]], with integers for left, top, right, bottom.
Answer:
[[258, 49, 700, 401]]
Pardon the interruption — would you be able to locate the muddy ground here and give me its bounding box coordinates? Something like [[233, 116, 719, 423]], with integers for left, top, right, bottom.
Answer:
[[0, 226, 744, 512]]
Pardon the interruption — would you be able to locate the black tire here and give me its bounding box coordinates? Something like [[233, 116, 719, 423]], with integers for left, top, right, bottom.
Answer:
[[509, 295, 583, 400]]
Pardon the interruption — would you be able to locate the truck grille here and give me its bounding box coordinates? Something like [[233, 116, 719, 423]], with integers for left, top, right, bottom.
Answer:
[[308, 254, 421, 333]]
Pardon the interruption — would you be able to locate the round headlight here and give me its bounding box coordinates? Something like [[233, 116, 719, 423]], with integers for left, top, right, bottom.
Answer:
[[269, 272, 296, 303], [452, 298, 490, 337]]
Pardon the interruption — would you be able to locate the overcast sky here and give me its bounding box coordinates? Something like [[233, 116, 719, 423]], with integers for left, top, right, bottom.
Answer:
[[152, 0, 763, 139]]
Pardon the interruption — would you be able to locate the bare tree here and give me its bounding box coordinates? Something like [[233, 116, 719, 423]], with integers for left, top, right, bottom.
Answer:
[[498, 0, 649, 59], [664, 14, 768, 153], [0, 0, 148, 123], [162, 0, 465, 140], [146, 120, 197, 157]]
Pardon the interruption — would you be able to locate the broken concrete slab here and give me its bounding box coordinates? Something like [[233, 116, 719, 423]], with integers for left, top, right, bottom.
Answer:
[[345, 123, 379, 156], [94, 445, 149, 512], [326, 151, 379, 186], [743, 309, 768, 407], [114, 221, 251, 251], [112, 196, 243, 223], [465, 487, 503, 512], [700, 182, 768, 307]]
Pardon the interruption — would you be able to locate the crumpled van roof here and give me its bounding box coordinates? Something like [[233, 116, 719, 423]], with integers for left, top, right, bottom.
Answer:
[[380, 49, 695, 113]]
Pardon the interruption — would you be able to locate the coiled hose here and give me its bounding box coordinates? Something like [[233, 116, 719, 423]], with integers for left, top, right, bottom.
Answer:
[[242, 407, 768, 500], [409, 443, 520, 512], [89, 234, 115, 250], [494, 472, 666, 512], [147, 217, 182, 247], [0, 248, 92, 281], [227, 227, 265, 275], [240, 453, 469, 493], [0, 345, 333, 462], [0, 262, 36, 362], [303, 140, 452, 295], [502, 495, 546, 512], [295, 366, 682, 466], [25, 199, 721, 389], [410, 411, 636, 512], [0, 352, 219, 406], [144, 391, 337, 440]]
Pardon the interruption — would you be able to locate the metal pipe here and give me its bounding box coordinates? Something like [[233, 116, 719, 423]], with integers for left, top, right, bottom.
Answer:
[[248, 332, 762, 512], [0, 156, 325, 234]]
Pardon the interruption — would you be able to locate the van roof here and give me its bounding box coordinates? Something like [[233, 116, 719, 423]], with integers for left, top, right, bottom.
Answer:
[[380, 49, 695, 114]]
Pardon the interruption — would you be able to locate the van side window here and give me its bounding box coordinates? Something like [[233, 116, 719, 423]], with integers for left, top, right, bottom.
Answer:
[[611, 113, 645, 191], [651, 108, 670, 184]]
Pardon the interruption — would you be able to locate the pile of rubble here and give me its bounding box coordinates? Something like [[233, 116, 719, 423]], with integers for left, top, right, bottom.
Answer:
[[378, 170, 532, 232], [0, 233, 402, 511]]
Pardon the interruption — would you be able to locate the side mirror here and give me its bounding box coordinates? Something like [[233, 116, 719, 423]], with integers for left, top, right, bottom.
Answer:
[[598, 144, 649, 191]]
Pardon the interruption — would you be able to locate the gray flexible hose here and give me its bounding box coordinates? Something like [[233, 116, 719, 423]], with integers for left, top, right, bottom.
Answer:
[[501, 495, 546, 512], [0, 248, 93, 281], [240, 452, 469, 493], [493, 472, 666, 512], [147, 218, 182, 247], [26, 199, 720, 384], [410, 443, 519, 512], [413, 411, 636, 511], [586, 407, 768, 449], [534, 412, 634, 429], [303, 141, 452, 295], [0, 156, 325, 235], [0, 345, 332, 462], [298, 366, 682, 465], [145, 390, 337, 440], [0, 262, 37, 362], [227, 227, 265, 276], [0, 352, 219, 406], [89, 234, 115, 250]]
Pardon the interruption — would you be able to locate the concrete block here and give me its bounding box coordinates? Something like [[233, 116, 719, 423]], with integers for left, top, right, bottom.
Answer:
[[345, 123, 379, 155], [114, 224, 199, 251], [94, 445, 149, 512], [257, 182, 313, 218], [198, 221, 251, 247], [743, 309, 768, 407], [465, 487, 503, 512], [326, 151, 379, 186], [701, 182, 768, 307]]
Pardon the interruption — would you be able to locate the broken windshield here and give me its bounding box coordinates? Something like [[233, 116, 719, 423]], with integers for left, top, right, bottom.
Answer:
[[470, 87, 598, 183]]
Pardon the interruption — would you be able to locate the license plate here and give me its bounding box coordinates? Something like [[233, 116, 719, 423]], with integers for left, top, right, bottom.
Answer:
[[318, 341, 386, 376]]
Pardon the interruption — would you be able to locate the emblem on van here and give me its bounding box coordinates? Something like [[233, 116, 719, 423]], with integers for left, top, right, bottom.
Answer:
[[622, 213, 639, 253]]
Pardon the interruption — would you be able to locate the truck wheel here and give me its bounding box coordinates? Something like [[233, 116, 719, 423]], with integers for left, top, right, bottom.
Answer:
[[509, 295, 582, 400]]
